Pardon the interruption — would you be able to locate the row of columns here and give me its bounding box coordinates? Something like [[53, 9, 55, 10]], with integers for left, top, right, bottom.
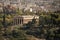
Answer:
[[12, 17, 23, 25]]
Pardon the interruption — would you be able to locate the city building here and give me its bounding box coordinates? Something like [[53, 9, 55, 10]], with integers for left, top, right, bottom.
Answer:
[[0, 0, 60, 12], [0, 0, 21, 8]]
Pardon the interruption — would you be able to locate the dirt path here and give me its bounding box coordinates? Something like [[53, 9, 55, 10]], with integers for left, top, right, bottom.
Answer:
[[26, 35, 46, 40]]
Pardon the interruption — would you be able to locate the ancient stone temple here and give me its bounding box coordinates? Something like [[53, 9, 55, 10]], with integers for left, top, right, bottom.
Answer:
[[12, 16, 23, 25], [12, 15, 39, 26]]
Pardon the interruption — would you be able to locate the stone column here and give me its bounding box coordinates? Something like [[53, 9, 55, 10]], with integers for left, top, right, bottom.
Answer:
[[21, 18, 23, 24], [15, 19, 17, 25], [19, 18, 21, 24], [20, 18, 21, 24], [18, 18, 19, 25]]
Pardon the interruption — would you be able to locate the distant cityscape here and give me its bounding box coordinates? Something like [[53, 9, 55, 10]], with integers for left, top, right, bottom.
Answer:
[[0, 0, 60, 12]]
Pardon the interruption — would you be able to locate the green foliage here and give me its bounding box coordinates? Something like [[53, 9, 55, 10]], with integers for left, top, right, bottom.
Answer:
[[16, 9, 23, 15], [38, 12, 60, 40], [1, 26, 28, 40]]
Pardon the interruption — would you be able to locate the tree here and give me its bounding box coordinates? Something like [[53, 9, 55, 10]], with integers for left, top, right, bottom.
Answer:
[[16, 9, 23, 15]]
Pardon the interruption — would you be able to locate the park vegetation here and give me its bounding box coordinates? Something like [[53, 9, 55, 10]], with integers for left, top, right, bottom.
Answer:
[[0, 5, 60, 40]]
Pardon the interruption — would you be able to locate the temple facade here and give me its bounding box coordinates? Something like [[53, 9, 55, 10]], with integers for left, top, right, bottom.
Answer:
[[12, 15, 39, 26]]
